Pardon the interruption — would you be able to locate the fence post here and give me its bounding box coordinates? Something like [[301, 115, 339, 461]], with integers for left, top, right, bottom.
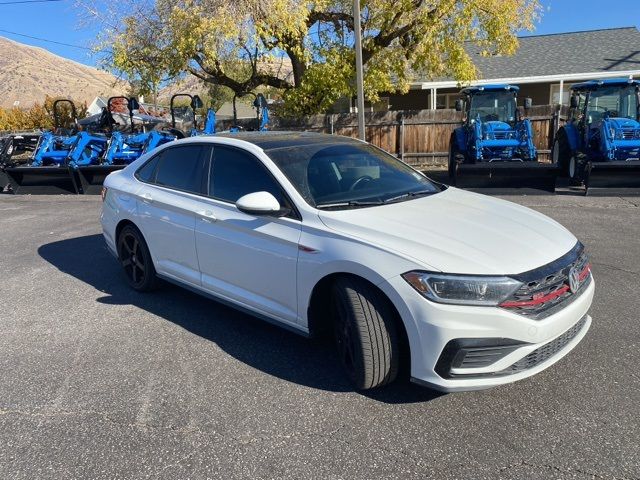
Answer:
[[329, 114, 334, 135], [399, 114, 405, 162]]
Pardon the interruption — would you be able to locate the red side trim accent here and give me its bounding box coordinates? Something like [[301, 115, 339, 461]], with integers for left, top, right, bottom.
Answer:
[[500, 263, 591, 309]]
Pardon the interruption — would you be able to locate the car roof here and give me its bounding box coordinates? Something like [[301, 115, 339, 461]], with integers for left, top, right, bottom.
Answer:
[[213, 131, 363, 151]]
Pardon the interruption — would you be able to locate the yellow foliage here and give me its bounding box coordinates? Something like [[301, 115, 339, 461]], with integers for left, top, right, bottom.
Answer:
[[94, 0, 541, 115]]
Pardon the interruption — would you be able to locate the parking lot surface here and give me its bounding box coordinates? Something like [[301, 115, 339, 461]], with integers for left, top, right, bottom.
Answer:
[[0, 194, 639, 480]]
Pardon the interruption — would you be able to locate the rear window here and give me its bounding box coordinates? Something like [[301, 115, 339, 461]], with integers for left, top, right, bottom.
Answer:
[[138, 145, 205, 194]]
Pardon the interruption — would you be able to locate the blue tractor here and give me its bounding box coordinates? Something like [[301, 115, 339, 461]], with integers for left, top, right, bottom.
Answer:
[[449, 84, 558, 192], [4, 99, 110, 194], [552, 78, 640, 195], [229, 92, 269, 132], [76, 96, 176, 194], [169, 93, 216, 136]]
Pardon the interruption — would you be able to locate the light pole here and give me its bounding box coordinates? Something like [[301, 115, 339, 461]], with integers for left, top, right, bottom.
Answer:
[[353, 0, 366, 141]]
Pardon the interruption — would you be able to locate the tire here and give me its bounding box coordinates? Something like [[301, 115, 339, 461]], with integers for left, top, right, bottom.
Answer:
[[568, 155, 586, 185], [117, 225, 158, 292], [331, 276, 399, 390], [448, 135, 463, 186], [552, 128, 572, 176]]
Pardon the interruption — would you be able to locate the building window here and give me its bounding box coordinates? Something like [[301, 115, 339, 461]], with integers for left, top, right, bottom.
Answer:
[[436, 93, 459, 109], [550, 83, 574, 105]]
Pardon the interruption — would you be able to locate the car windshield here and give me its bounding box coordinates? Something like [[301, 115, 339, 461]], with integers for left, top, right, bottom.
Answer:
[[469, 91, 517, 123], [265, 142, 442, 209], [588, 86, 639, 121]]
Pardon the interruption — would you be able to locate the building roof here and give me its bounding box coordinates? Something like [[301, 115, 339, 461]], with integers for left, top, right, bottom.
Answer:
[[413, 27, 640, 89], [469, 27, 640, 78]]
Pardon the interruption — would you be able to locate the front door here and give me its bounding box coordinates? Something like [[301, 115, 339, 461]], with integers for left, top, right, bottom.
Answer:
[[193, 145, 301, 325]]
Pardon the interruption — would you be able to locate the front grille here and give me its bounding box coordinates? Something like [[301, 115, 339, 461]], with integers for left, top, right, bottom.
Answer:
[[500, 243, 591, 320], [492, 131, 514, 140], [620, 129, 640, 140], [502, 315, 588, 374]]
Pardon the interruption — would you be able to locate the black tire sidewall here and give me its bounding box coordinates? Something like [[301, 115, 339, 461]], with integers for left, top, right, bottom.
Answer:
[[117, 225, 157, 292]]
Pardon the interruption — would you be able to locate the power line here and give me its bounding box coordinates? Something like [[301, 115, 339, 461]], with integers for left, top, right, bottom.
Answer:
[[0, 0, 63, 4], [0, 28, 93, 50]]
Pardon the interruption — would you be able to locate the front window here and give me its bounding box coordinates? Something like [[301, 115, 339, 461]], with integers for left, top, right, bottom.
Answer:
[[469, 92, 517, 123], [587, 86, 639, 122], [266, 142, 441, 209]]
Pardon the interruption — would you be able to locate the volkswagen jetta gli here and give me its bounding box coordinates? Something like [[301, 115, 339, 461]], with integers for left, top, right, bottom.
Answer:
[[101, 132, 594, 392]]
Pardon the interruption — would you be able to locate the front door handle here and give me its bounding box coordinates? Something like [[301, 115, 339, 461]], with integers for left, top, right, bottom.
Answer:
[[140, 193, 153, 204], [197, 210, 217, 223]]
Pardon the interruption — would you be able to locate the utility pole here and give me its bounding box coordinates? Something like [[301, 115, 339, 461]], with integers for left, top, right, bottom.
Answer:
[[353, 0, 365, 141]]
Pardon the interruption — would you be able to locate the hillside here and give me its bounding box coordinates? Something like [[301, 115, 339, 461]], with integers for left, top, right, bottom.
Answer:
[[0, 36, 127, 108]]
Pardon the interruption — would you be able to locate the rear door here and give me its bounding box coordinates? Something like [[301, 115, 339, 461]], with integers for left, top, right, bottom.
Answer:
[[135, 144, 208, 286], [193, 144, 302, 325]]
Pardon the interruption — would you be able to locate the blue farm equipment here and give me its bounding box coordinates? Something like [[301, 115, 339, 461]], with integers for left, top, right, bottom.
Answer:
[[552, 78, 640, 195], [75, 96, 175, 194], [0, 132, 40, 192], [169, 93, 216, 136], [449, 84, 558, 192], [3, 99, 110, 194], [229, 92, 269, 132]]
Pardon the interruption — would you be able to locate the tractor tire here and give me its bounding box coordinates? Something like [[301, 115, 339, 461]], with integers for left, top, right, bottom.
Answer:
[[117, 225, 159, 292], [331, 276, 400, 390], [568, 155, 587, 184], [448, 135, 463, 186], [552, 128, 572, 176]]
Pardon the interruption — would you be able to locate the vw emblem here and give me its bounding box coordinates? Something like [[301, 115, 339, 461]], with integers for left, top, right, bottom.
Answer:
[[568, 266, 580, 294]]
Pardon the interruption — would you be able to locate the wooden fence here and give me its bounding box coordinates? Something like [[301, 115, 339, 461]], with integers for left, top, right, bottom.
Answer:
[[267, 105, 568, 168]]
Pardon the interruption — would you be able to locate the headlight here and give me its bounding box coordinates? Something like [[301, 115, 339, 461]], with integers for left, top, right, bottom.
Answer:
[[402, 272, 523, 306], [609, 128, 617, 139]]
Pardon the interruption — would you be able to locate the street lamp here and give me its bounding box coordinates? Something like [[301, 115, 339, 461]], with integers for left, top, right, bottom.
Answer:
[[353, 0, 365, 141]]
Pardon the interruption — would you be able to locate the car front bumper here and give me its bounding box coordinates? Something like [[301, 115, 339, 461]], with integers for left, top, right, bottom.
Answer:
[[380, 274, 595, 392]]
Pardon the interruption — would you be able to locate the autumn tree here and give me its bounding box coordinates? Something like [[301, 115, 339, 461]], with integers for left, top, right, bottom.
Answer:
[[85, 0, 540, 115]]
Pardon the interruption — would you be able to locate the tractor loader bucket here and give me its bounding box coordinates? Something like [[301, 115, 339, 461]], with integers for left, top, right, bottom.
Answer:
[[4, 165, 79, 194], [76, 164, 125, 195], [584, 160, 640, 196], [453, 162, 559, 194]]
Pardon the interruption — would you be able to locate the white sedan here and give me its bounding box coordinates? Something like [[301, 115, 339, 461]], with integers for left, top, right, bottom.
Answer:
[[101, 132, 594, 392]]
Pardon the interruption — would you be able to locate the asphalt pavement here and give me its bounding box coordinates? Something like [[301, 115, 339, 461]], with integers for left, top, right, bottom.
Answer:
[[0, 193, 638, 479]]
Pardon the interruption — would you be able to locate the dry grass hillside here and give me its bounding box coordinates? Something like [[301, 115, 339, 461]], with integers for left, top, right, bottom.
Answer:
[[0, 36, 127, 108]]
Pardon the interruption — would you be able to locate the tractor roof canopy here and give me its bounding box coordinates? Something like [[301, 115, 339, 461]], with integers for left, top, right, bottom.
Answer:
[[460, 84, 519, 95], [572, 78, 640, 92]]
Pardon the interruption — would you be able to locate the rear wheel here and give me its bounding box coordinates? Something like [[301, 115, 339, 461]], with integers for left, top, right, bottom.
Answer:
[[117, 225, 158, 292], [331, 276, 399, 390]]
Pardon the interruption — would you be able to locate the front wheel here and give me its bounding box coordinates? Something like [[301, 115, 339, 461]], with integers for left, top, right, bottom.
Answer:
[[568, 156, 586, 184], [117, 225, 158, 292], [332, 276, 400, 390]]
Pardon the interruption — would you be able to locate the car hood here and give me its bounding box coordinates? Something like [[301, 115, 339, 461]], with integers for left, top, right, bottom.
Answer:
[[318, 188, 577, 275]]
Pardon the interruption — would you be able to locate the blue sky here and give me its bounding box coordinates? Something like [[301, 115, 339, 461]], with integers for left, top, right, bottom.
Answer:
[[0, 0, 639, 68]]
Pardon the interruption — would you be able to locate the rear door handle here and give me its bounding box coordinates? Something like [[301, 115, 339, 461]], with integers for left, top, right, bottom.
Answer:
[[197, 210, 217, 223], [140, 193, 153, 204]]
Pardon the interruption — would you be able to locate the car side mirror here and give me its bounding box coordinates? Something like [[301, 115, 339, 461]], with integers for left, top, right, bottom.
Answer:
[[191, 95, 204, 110], [524, 97, 532, 110], [570, 95, 579, 109], [236, 191, 289, 217], [454, 99, 464, 112]]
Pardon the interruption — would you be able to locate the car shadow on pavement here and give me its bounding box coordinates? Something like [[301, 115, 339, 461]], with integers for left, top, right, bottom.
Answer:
[[38, 234, 443, 405]]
